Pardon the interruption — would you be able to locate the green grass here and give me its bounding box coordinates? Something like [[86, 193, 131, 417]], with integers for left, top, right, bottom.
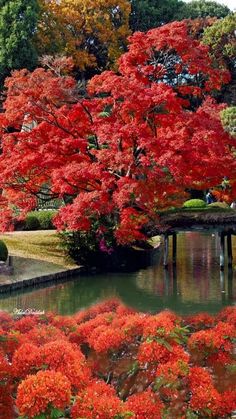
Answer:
[[0, 230, 77, 268]]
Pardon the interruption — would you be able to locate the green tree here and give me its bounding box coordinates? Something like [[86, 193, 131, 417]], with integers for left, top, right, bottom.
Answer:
[[203, 13, 236, 69], [203, 13, 236, 104], [129, 0, 184, 32], [129, 0, 230, 33], [221, 107, 236, 136], [0, 0, 39, 86], [179, 0, 230, 20]]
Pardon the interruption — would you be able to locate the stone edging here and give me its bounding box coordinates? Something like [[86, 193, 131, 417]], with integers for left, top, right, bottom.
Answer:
[[0, 267, 84, 294]]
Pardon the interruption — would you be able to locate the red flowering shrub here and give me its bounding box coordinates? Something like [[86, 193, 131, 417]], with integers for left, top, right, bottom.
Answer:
[[0, 301, 235, 418], [16, 370, 71, 418]]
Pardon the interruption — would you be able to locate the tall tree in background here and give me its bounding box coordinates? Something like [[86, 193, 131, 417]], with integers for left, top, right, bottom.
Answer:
[[179, 0, 230, 20], [129, 0, 230, 32], [0, 0, 39, 86], [35, 0, 130, 76], [129, 0, 184, 32], [203, 13, 236, 105]]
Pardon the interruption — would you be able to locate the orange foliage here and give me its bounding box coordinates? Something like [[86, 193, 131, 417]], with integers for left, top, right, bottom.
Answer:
[[36, 0, 131, 71]]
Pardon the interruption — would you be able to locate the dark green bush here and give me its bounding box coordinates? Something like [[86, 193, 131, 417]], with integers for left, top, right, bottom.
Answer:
[[25, 215, 40, 230], [0, 240, 8, 261], [183, 199, 206, 209]]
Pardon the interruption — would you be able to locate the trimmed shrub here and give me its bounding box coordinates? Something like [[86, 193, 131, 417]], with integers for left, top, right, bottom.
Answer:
[[32, 210, 57, 229], [208, 202, 229, 209], [183, 199, 206, 209], [24, 215, 40, 231], [24, 210, 57, 230], [0, 240, 8, 261]]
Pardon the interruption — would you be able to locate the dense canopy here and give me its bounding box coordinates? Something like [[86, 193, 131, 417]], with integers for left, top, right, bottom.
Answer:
[[0, 20, 235, 246]]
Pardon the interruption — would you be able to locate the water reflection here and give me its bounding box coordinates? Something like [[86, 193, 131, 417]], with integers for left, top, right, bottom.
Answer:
[[0, 233, 235, 315]]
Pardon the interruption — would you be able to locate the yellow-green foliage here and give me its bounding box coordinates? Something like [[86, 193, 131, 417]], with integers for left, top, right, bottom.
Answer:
[[203, 13, 236, 60], [36, 0, 131, 71], [183, 199, 206, 208], [221, 107, 236, 137]]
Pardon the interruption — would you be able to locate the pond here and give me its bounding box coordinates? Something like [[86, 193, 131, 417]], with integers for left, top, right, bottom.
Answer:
[[0, 232, 235, 315]]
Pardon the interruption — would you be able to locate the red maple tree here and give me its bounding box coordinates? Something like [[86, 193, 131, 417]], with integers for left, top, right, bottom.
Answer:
[[0, 20, 234, 245]]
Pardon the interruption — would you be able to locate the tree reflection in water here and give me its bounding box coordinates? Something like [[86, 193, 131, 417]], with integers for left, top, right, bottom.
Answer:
[[0, 233, 235, 315]]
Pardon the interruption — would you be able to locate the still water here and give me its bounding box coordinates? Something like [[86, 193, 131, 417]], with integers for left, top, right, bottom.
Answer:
[[0, 232, 235, 315]]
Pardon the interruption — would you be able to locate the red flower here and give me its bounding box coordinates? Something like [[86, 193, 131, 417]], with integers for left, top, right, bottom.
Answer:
[[22, 324, 67, 346], [71, 380, 124, 418], [156, 360, 189, 384], [16, 370, 71, 418], [50, 314, 77, 335], [217, 306, 236, 327], [39, 340, 91, 390], [138, 341, 189, 365], [142, 310, 180, 338], [14, 315, 38, 333], [189, 367, 221, 416], [12, 343, 40, 378], [184, 312, 215, 330], [125, 389, 164, 419]]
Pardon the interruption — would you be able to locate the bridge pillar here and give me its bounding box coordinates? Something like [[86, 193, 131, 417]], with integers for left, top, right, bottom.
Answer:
[[163, 233, 177, 268], [219, 232, 225, 271], [227, 233, 233, 267], [172, 233, 177, 265], [163, 234, 169, 268]]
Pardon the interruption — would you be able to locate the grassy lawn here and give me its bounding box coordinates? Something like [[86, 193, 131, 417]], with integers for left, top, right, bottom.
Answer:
[[0, 230, 77, 268]]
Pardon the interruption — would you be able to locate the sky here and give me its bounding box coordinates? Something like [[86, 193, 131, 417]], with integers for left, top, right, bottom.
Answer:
[[184, 0, 235, 10], [219, 0, 236, 10]]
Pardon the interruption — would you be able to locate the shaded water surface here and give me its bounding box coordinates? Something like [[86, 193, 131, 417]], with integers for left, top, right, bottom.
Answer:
[[0, 232, 235, 315]]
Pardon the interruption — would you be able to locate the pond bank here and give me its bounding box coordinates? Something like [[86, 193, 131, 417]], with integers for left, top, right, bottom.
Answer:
[[0, 232, 161, 293], [0, 265, 83, 293]]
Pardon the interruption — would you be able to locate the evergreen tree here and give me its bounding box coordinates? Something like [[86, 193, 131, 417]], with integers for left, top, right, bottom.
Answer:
[[130, 0, 230, 33], [179, 0, 230, 20], [0, 0, 39, 86], [130, 0, 184, 32]]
